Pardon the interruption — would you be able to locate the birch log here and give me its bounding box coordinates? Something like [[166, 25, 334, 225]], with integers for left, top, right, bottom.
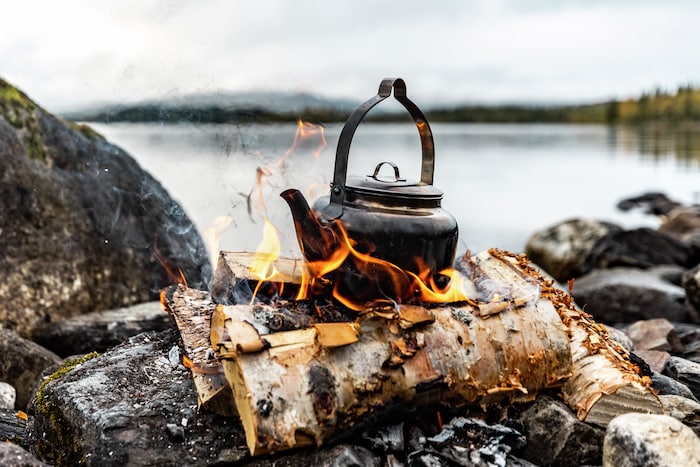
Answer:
[[160, 284, 235, 417], [475, 249, 664, 426], [211, 266, 574, 455]]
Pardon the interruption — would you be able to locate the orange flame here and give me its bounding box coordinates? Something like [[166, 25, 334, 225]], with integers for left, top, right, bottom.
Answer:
[[279, 119, 328, 163], [153, 238, 188, 287], [292, 221, 471, 311]]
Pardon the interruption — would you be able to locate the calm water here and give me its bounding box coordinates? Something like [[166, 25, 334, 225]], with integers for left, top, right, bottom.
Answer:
[[90, 122, 700, 259]]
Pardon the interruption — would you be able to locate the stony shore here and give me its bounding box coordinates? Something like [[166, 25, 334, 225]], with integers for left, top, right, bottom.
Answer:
[[1, 78, 699, 466]]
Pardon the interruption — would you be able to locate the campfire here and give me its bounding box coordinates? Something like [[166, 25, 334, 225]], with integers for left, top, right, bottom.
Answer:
[[162, 78, 663, 458]]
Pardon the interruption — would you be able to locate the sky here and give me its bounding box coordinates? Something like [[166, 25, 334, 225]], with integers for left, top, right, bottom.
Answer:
[[3, 0, 699, 113]]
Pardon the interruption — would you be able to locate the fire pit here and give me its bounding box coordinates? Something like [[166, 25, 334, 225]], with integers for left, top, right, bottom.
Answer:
[[162, 78, 663, 458]]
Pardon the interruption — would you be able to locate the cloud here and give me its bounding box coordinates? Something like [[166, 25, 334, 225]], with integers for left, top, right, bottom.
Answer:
[[2, 0, 699, 112]]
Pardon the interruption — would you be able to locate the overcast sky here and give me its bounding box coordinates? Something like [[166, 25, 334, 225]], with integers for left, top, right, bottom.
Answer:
[[3, 0, 699, 113]]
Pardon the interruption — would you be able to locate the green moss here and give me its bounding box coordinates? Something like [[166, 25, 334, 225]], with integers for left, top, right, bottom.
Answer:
[[65, 120, 105, 141], [0, 78, 47, 161], [34, 351, 99, 465]]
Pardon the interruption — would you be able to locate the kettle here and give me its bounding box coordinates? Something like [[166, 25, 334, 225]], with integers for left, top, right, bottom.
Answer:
[[281, 78, 458, 303]]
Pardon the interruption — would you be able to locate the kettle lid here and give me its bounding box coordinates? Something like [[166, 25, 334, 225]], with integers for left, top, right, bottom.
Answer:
[[345, 161, 443, 206]]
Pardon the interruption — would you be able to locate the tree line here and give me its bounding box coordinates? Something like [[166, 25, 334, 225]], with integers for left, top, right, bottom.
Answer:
[[73, 85, 700, 125]]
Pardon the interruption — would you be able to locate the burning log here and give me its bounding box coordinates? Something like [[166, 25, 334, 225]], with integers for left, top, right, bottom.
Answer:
[[163, 247, 664, 456], [209, 250, 577, 455]]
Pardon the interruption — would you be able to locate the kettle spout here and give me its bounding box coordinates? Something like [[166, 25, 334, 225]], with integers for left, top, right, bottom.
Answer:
[[280, 189, 338, 263]]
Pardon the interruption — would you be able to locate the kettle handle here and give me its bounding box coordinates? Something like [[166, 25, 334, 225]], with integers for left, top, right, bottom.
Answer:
[[326, 78, 435, 219]]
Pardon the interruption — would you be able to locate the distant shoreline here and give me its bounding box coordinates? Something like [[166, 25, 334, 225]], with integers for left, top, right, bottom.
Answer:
[[65, 85, 700, 126]]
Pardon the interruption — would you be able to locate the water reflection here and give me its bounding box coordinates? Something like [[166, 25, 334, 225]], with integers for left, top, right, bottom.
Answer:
[[90, 122, 700, 256], [613, 125, 700, 166]]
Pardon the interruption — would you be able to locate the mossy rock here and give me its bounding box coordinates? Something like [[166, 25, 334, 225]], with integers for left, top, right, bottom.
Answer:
[[32, 352, 99, 465], [0, 77, 211, 337]]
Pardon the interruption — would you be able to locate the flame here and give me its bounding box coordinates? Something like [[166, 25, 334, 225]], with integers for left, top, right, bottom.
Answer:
[[153, 238, 188, 287], [279, 119, 328, 162], [250, 219, 282, 280], [202, 215, 234, 267], [293, 221, 472, 311]]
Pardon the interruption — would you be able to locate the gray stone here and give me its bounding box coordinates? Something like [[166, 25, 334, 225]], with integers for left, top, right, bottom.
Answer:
[[606, 326, 635, 352], [32, 301, 175, 357], [664, 356, 700, 400], [0, 382, 15, 410], [0, 329, 60, 410], [658, 394, 700, 435], [585, 227, 698, 271], [683, 264, 700, 315], [572, 266, 698, 324], [525, 218, 620, 282], [0, 78, 210, 337], [0, 442, 48, 467], [28, 330, 248, 466], [651, 371, 698, 401], [603, 413, 700, 467], [517, 395, 603, 466]]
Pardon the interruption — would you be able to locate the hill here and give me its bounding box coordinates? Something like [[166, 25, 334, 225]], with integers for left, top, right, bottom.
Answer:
[[64, 85, 700, 125]]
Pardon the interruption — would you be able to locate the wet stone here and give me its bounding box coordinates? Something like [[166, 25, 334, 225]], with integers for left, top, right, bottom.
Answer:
[[571, 266, 697, 324], [651, 371, 698, 402], [664, 356, 700, 400]]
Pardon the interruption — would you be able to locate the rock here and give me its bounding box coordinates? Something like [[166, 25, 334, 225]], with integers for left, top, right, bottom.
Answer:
[[664, 356, 700, 400], [606, 326, 635, 352], [603, 413, 700, 467], [585, 227, 699, 270], [525, 218, 621, 282], [0, 329, 61, 410], [658, 395, 700, 435], [651, 371, 698, 401], [0, 382, 15, 409], [683, 264, 700, 315], [571, 266, 698, 324], [517, 395, 604, 466], [634, 350, 671, 373], [659, 206, 700, 247], [32, 301, 174, 357], [624, 318, 684, 353], [0, 78, 210, 337], [617, 192, 683, 216], [0, 441, 48, 467], [28, 329, 249, 466]]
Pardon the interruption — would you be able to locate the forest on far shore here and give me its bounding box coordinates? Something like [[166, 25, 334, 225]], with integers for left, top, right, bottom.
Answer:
[[424, 85, 700, 124], [71, 85, 700, 125]]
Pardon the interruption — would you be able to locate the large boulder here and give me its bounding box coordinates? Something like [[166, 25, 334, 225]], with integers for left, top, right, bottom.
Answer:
[[525, 218, 621, 282], [584, 227, 699, 270], [571, 266, 699, 324], [0, 78, 210, 336]]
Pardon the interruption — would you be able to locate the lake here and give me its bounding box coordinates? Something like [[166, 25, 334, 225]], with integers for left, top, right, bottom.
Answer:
[[89, 122, 700, 260]]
